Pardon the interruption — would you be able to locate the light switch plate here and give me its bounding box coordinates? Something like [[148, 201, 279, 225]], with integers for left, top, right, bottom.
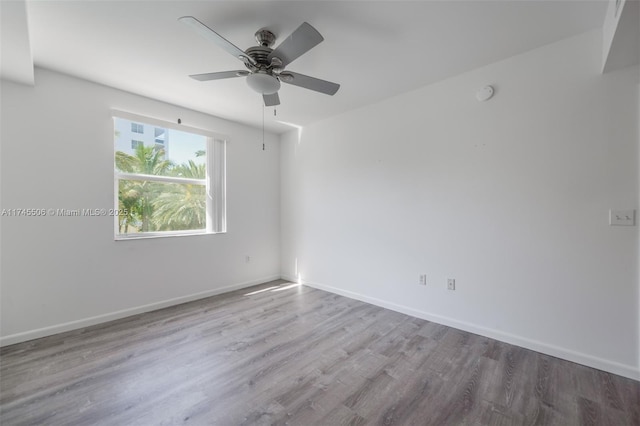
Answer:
[[609, 209, 635, 226]]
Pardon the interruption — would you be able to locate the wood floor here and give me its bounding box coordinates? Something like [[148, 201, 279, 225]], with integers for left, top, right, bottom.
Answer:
[[1, 280, 638, 425]]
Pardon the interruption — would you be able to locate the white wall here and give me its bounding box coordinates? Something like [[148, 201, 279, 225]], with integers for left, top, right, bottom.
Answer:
[[280, 30, 640, 380], [0, 68, 280, 344]]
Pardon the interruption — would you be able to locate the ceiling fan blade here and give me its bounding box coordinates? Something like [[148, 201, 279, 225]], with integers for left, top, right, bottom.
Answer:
[[263, 92, 280, 106], [179, 16, 254, 64], [280, 72, 339, 95], [189, 71, 249, 81], [268, 22, 323, 67]]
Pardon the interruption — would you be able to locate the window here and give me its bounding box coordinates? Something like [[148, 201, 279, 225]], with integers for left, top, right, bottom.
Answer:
[[154, 128, 165, 145], [113, 111, 226, 239], [131, 122, 144, 134]]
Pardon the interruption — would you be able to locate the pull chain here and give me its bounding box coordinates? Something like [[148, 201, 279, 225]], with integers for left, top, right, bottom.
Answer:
[[262, 104, 265, 151]]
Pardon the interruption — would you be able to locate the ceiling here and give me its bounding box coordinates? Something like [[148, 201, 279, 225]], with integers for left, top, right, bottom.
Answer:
[[5, 1, 608, 133]]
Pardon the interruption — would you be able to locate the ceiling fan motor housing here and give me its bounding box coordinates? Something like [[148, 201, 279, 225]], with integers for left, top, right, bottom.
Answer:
[[244, 46, 274, 69], [243, 33, 285, 95], [255, 29, 276, 47]]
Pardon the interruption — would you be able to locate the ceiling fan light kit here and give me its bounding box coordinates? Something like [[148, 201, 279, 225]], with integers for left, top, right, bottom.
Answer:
[[246, 72, 281, 94], [179, 16, 340, 106]]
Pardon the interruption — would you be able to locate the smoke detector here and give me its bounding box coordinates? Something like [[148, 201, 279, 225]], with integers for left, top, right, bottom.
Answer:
[[476, 85, 495, 102]]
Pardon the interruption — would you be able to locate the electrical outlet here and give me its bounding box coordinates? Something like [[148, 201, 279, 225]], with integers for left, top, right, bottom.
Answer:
[[419, 274, 427, 286], [609, 209, 635, 226], [447, 278, 456, 291]]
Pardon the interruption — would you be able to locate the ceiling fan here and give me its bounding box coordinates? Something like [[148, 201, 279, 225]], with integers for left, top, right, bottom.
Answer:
[[179, 16, 340, 106]]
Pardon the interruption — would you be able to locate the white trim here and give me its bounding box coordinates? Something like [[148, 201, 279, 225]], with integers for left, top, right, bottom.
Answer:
[[111, 109, 229, 141], [112, 113, 227, 239], [280, 274, 298, 283], [0, 275, 281, 347], [211, 138, 227, 233], [299, 279, 640, 381], [205, 137, 214, 233], [116, 172, 205, 186], [113, 161, 119, 237], [115, 228, 216, 241]]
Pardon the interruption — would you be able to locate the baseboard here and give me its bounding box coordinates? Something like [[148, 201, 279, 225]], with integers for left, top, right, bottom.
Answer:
[[280, 274, 298, 283], [301, 280, 640, 381], [0, 275, 281, 347]]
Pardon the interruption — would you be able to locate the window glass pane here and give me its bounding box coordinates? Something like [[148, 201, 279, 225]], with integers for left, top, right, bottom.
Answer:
[[164, 128, 206, 170], [117, 179, 206, 234], [114, 118, 206, 178]]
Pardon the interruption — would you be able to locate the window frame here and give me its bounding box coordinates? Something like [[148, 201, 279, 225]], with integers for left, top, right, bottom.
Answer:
[[112, 110, 227, 240]]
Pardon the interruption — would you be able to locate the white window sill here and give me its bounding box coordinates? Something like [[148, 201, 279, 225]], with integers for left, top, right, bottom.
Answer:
[[115, 230, 223, 241]]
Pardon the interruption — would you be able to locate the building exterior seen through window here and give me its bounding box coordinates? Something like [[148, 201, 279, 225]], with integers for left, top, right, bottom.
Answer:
[[131, 122, 144, 134]]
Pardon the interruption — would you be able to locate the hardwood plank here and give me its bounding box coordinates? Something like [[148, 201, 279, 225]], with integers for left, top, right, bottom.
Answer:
[[578, 396, 602, 426], [1, 279, 639, 425]]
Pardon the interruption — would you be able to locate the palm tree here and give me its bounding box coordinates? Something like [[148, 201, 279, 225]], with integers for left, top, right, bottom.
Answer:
[[115, 145, 172, 232], [118, 181, 141, 233], [115, 144, 171, 175], [152, 160, 206, 231], [173, 160, 205, 179]]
